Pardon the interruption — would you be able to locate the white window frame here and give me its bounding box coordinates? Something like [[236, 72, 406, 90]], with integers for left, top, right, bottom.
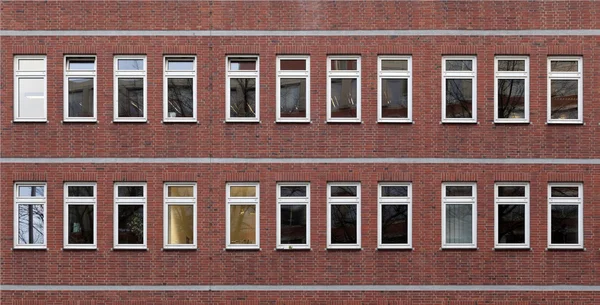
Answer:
[[327, 56, 361, 123], [14, 182, 47, 249], [225, 182, 260, 249], [114, 55, 147, 122], [441, 56, 477, 123], [547, 57, 583, 124], [377, 56, 412, 123], [226, 56, 260, 122], [494, 182, 529, 249], [441, 182, 477, 249], [113, 182, 147, 249], [163, 182, 197, 249], [163, 56, 197, 122], [494, 56, 530, 123], [276, 182, 310, 250], [327, 182, 361, 249], [276, 56, 310, 123], [547, 183, 583, 249], [377, 183, 412, 249], [64, 56, 97, 122], [63, 182, 97, 249], [14, 55, 47, 122]]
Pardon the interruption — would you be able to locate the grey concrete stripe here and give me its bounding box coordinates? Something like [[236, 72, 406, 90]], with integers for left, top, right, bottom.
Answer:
[[1, 285, 599, 292], [1, 157, 600, 165], [1, 29, 600, 37]]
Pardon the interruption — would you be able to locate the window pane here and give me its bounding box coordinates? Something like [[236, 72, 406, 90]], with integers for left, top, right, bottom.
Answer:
[[280, 60, 306, 70], [168, 186, 194, 197], [280, 186, 307, 197], [168, 205, 194, 244], [68, 78, 94, 117], [551, 187, 579, 197], [18, 186, 45, 197], [18, 78, 45, 118], [330, 204, 357, 244], [17, 204, 44, 245], [330, 78, 357, 118], [498, 186, 526, 197], [381, 60, 408, 71], [497, 79, 525, 119], [118, 59, 144, 70], [18, 59, 44, 71], [229, 60, 256, 71], [497, 204, 525, 244], [68, 205, 94, 244], [550, 80, 578, 120], [381, 78, 408, 118], [230, 186, 256, 197], [446, 60, 472, 71], [551, 61, 578, 72], [117, 205, 144, 244], [382, 186, 408, 197], [229, 78, 256, 118], [167, 78, 194, 118], [381, 204, 408, 244], [446, 186, 472, 197], [497, 60, 525, 71], [68, 186, 94, 197], [118, 78, 144, 118], [331, 186, 357, 197], [68, 60, 95, 70], [167, 60, 194, 71], [117, 186, 144, 197], [229, 205, 256, 244], [445, 79, 473, 118], [331, 60, 357, 71], [280, 205, 307, 244], [445, 204, 473, 244], [280, 78, 307, 118], [551, 205, 579, 244]]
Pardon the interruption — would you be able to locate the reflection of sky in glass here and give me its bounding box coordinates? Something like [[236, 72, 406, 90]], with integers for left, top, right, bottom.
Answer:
[[167, 60, 194, 71], [68, 61, 95, 70], [18, 204, 44, 244], [19, 186, 45, 197], [118, 59, 144, 70]]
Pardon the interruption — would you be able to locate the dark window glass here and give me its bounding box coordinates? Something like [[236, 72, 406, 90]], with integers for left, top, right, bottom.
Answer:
[[68, 205, 94, 244], [280, 78, 307, 118], [330, 78, 357, 118], [330, 204, 357, 244], [280, 60, 306, 70], [381, 186, 408, 197], [446, 186, 473, 197], [280, 205, 307, 244], [551, 205, 579, 244], [117, 205, 144, 244], [117, 186, 144, 197], [17, 204, 44, 244], [381, 205, 408, 244], [331, 186, 357, 197], [381, 78, 408, 118], [498, 186, 526, 197], [445, 204, 473, 244], [550, 61, 578, 72], [18, 186, 45, 197], [118, 59, 144, 70], [551, 187, 579, 197], [446, 60, 472, 71], [497, 79, 525, 119], [167, 78, 194, 118], [229, 78, 256, 118], [497, 60, 525, 71], [331, 60, 357, 71], [68, 78, 94, 117], [381, 60, 408, 71], [550, 80, 578, 120], [497, 204, 525, 244], [118, 78, 144, 117], [167, 60, 194, 71], [280, 186, 307, 197], [68, 186, 94, 197], [229, 60, 256, 71], [445, 79, 472, 118]]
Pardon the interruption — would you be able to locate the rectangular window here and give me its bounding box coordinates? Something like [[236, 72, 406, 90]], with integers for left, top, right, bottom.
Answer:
[[378, 56, 412, 123], [276, 183, 310, 249], [14, 183, 47, 249], [378, 183, 412, 249], [114, 56, 147, 122], [226, 56, 259, 122], [64, 56, 97, 121], [495, 56, 529, 123], [442, 56, 477, 123], [494, 183, 529, 249], [164, 56, 197, 122], [442, 183, 477, 248], [547, 57, 583, 123], [276, 56, 310, 122], [226, 183, 260, 249], [114, 183, 147, 249], [548, 183, 583, 249], [64, 183, 97, 249], [164, 183, 197, 249], [327, 56, 361, 122], [14, 55, 47, 121], [327, 182, 361, 249]]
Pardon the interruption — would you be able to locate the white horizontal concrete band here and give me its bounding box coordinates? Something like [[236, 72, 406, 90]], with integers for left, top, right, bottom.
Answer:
[[1, 284, 599, 292], [1, 29, 600, 37], [1, 157, 600, 165]]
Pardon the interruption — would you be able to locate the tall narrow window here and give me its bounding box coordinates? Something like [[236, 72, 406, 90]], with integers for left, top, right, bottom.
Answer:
[[327, 56, 361, 122], [64, 183, 97, 249], [442, 183, 477, 248], [495, 56, 529, 123], [226, 183, 260, 249], [226, 56, 259, 122], [164, 183, 197, 249], [64, 56, 97, 121], [14, 183, 47, 249], [327, 182, 361, 249], [164, 56, 197, 122], [548, 183, 583, 249], [276, 56, 310, 122], [276, 183, 310, 249], [114, 56, 147, 122], [14, 56, 47, 121], [378, 56, 412, 122], [114, 183, 147, 249], [378, 183, 412, 249], [442, 56, 477, 123], [547, 57, 583, 123], [494, 183, 529, 249]]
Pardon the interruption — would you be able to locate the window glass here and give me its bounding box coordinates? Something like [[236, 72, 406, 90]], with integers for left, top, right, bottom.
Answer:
[[18, 185, 45, 197], [280, 78, 307, 118], [550, 80, 578, 120], [168, 186, 194, 197], [446, 186, 473, 197], [118, 186, 144, 197], [118, 59, 144, 70], [67, 205, 94, 244], [118, 78, 144, 118], [497, 204, 525, 244], [68, 60, 95, 70], [550, 205, 579, 244], [498, 186, 526, 197], [446, 60, 472, 71], [17, 78, 45, 118], [445, 204, 473, 244], [330, 78, 357, 118], [331, 60, 357, 70], [117, 205, 144, 244], [381, 205, 408, 244], [68, 78, 94, 117], [497, 79, 525, 119], [230, 186, 257, 197], [280, 59, 306, 70], [445, 79, 473, 118], [551, 187, 579, 197], [381, 60, 408, 71], [229, 60, 257, 71], [381, 186, 408, 197], [229, 205, 256, 244], [280, 205, 307, 244], [381, 79, 408, 118], [18, 59, 45, 71], [68, 186, 94, 197], [229, 78, 256, 118], [280, 186, 307, 197], [17, 204, 45, 245], [167, 60, 194, 71], [551, 61, 579, 72], [330, 204, 357, 244], [331, 186, 358, 197], [168, 205, 194, 244], [498, 60, 525, 71]]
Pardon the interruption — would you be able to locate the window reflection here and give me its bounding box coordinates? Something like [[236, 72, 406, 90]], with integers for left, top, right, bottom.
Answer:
[[497, 205, 525, 244], [280, 78, 306, 118], [118, 78, 144, 117], [68, 78, 94, 117], [551, 205, 579, 244], [381, 79, 408, 118], [381, 205, 408, 244], [330, 78, 357, 118], [229, 205, 256, 244], [167, 78, 194, 117], [280, 205, 307, 244], [445, 79, 472, 118], [330, 205, 357, 244], [168, 205, 194, 244], [117, 205, 144, 244], [68, 205, 94, 244], [18, 204, 45, 245]]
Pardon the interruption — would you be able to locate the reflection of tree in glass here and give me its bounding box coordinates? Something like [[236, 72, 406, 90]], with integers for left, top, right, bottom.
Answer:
[[168, 78, 193, 117], [498, 74, 525, 119], [231, 205, 255, 244], [68, 205, 94, 244], [331, 205, 357, 243], [118, 206, 144, 243], [381, 205, 407, 243], [550, 80, 578, 119], [446, 79, 472, 118], [118, 79, 143, 117], [18, 205, 44, 244], [230, 78, 256, 117]]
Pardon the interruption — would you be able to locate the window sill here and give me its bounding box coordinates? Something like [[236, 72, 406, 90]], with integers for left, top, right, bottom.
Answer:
[[377, 247, 413, 251], [275, 120, 311, 124], [440, 246, 478, 250], [224, 247, 261, 251], [546, 246, 585, 251], [224, 119, 260, 124], [12, 246, 48, 251], [62, 120, 98, 124], [275, 246, 311, 251], [493, 247, 531, 251], [162, 247, 197, 251], [493, 121, 530, 124], [326, 120, 363, 124], [62, 247, 98, 251], [113, 119, 148, 123], [13, 119, 48, 123], [162, 119, 198, 124], [546, 121, 584, 125], [440, 120, 478, 124], [377, 120, 413, 124], [326, 246, 362, 250], [111, 247, 148, 251]]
